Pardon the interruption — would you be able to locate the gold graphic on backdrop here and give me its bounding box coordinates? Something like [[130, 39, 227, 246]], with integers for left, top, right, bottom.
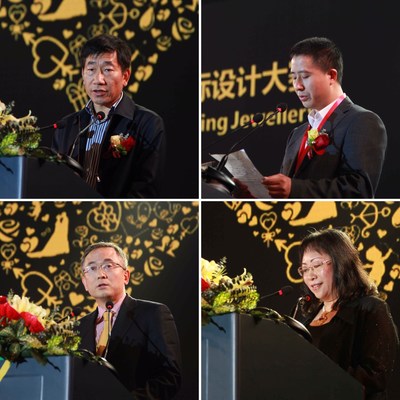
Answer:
[[27, 211, 70, 257], [364, 246, 392, 286], [0, 201, 198, 316], [32, 0, 88, 21], [281, 202, 337, 226], [349, 202, 391, 238], [223, 201, 399, 297], [0, 0, 198, 108]]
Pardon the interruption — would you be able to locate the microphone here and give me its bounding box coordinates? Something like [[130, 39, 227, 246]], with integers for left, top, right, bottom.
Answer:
[[259, 285, 293, 300], [38, 120, 67, 132], [57, 306, 82, 323], [291, 294, 312, 319], [103, 300, 114, 359], [203, 103, 288, 193], [68, 111, 106, 158], [203, 112, 264, 151]]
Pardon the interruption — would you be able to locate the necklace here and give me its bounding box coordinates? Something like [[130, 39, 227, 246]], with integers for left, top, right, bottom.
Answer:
[[314, 305, 335, 326]]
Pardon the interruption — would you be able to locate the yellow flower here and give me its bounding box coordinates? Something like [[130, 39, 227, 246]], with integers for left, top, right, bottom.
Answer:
[[307, 128, 319, 143], [110, 134, 122, 147], [201, 258, 224, 283]]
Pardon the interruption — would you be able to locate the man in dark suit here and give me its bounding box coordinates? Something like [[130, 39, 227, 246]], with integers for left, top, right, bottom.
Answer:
[[236, 37, 387, 199], [52, 34, 165, 198], [75, 242, 181, 399]]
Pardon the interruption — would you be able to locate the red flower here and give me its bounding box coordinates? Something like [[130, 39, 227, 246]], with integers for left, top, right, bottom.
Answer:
[[0, 302, 21, 325], [313, 133, 330, 155], [201, 278, 210, 292], [122, 136, 135, 151], [110, 134, 136, 158], [20, 311, 45, 333]]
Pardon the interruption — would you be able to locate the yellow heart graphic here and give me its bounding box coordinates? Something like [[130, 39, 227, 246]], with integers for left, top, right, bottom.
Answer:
[[69, 292, 85, 306], [383, 281, 394, 292], [20, 236, 39, 253], [144, 240, 153, 248], [42, 214, 50, 222], [134, 65, 153, 82], [182, 206, 191, 215], [49, 266, 57, 273], [26, 227, 35, 236], [377, 229, 387, 238], [1, 243, 17, 260], [151, 28, 161, 38], [149, 218, 157, 227], [63, 29, 73, 39], [390, 265, 400, 279], [126, 235, 133, 244], [125, 30, 135, 40], [134, 238, 141, 246], [157, 9, 171, 21], [148, 53, 158, 64]]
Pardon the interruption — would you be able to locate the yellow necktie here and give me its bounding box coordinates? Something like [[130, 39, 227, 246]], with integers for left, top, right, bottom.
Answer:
[[96, 311, 113, 356]]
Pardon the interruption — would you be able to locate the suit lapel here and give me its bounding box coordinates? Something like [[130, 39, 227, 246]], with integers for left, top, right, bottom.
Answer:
[[80, 310, 98, 352], [285, 123, 308, 176], [292, 98, 353, 176], [107, 296, 137, 355]]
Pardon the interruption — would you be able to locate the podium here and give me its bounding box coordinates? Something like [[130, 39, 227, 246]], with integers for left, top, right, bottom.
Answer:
[[0, 356, 73, 400], [0, 156, 101, 198], [202, 313, 364, 400], [0, 356, 132, 400]]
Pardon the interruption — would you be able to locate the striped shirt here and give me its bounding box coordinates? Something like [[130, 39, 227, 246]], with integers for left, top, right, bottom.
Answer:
[[83, 93, 124, 188]]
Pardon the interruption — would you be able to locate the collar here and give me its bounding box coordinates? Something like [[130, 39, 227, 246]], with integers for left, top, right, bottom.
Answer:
[[308, 93, 347, 129], [97, 293, 126, 319], [85, 92, 125, 120]]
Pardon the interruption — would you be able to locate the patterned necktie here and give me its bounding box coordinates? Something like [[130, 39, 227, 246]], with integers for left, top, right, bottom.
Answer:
[[96, 311, 113, 356]]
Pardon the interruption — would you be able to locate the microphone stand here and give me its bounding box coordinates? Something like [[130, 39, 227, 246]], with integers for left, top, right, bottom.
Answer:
[[62, 111, 106, 175], [203, 104, 287, 194], [103, 301, 114, 359]]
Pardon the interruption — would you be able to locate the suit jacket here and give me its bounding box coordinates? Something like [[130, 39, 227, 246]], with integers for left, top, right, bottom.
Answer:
[[297, 296, 399, 400], [280, 97, 387, 198], [51, 93, 166, 198], [76, 295, 182, 400]]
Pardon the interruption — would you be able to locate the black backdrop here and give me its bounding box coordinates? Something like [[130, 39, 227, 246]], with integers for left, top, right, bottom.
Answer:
[[202, 201, 400, 399], [0, 201, 198, 399], [0, 0, 198, 198], [202, 0, 399, 198]]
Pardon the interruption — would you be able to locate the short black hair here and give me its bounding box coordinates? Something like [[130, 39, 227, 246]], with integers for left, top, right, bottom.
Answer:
[[80, 33, 132, 71], [290, 37, 344, 85]]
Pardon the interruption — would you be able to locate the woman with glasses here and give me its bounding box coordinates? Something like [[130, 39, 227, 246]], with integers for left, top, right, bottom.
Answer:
[[295, 228, 398, 400]]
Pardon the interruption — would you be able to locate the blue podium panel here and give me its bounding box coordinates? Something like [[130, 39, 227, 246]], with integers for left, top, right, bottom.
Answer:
[[202, 313, 364, 400], [0, 156, 101, 199], [0, 356, 72, 400]]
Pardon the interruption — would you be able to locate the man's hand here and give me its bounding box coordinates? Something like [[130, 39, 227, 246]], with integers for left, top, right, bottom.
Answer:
[[262, 174, 291, 198]]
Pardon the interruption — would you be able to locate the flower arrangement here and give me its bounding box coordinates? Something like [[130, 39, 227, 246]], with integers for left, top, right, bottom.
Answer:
[[201, 257, 260, 324], [306, 128, 330, 158], [0, 291, 81, 379], [0, 100, 42, 157], [109, 133, 136, 158]]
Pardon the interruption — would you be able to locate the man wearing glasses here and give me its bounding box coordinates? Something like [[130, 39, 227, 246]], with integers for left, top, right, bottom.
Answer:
[[75, 241, 182, 399]]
